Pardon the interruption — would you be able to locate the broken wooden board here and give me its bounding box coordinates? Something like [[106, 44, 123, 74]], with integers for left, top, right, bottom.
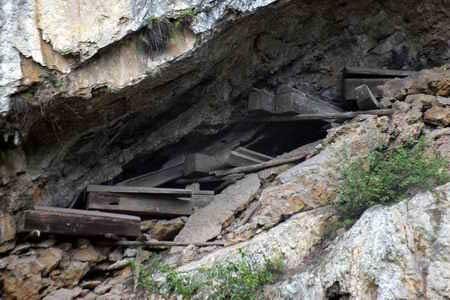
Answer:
[[183, 153, 225, 176], [117, 164, 184, 187], [343, 67, 413, 78], [344, 78, 387, 100], [227, 147, 273, 167], [354, 84, 380, 110], [87, 185, 214, 196], [87, 192, 213, 218], [274, 85, 341, 115], [174, 174, 261, 245], [17, 206, 141, 238], [248, 88, 275, 114]]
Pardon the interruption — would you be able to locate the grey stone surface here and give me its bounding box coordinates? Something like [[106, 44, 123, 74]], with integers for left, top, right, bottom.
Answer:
[[174, 174, 261, 244]]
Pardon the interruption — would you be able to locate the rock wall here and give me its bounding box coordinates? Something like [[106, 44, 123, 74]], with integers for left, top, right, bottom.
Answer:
[[1, 0, 449, 209]]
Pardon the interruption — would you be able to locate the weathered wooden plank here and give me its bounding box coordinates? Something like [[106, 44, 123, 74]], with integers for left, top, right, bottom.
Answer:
[[212, 153, 312, 177], [183, 153, 225, 176], [17, 206, 141, 238], [227, 151, 264, 167], [87, 185, 214, 196], [117, 164, 184, 187], [87, 192, 210, 217], [248, 88, 275, 114], [235, 147, 273, 161], [246, 109, 394, 123], [344, 78, 387, 100], [343, 67, 413, 78], [354, 84, 380, 110]]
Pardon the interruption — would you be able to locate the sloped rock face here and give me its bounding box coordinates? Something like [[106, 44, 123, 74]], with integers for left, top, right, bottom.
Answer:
[[268, 183, 450, 300], [1, 0, 450, 210]]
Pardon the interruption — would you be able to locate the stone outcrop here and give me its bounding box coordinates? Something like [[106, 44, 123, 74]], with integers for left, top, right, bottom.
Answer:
[[269, 183, 450, 300], [1, 0, 450, 210]]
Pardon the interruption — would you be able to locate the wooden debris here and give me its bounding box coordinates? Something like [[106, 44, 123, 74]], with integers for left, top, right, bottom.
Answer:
[[87, 185, 214, 196], [354, 84, 381, 110], [116, 240, 225, 248], [175, 174, 245, 185], [184, 153, 225, 176], [117, 164, 184, 187], [342, 67, 413, 101], [211, 153, 313, 177], [344, 78, 387, 100], [227, 147, 272, 167], [17, 206, 141, 238], [87, 192, 213, 218], [246, 109, 394, 123]]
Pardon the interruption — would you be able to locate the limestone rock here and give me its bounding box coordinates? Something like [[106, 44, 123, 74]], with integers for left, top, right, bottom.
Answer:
[[178, 207, 335, 273], [43, 287, 82, 300], [71, 242, 104, 263], [174, 174, 261, 244], [37, 247, 63, 275], [0, 212, 16, 245], [54, 260, 89, 288], [424, 105, 450, 127], [252, 116, 390, 228], [143, 217, 187, 241], [2, 255, 46, 300], [269, 183, 450, 300]]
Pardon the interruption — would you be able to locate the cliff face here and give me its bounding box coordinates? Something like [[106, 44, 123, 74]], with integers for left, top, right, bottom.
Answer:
[[0, 1, 450, 299], [1, 0, 449, 210]]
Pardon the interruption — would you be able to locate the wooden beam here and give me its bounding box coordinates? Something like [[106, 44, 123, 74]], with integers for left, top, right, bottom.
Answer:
[[355, 84, 380, 110], [246, 109, 394, 123], [183, 153, 225, 176], [174, 174, 245, 185], [344, 78, 387, 100], [17, 206, 141, 238], [343, 67, 413, 78], [227, 151, 264, 167], [87, 185, 214, 196], [212, 153, 311, 177], [116, 164, 184, 187], [116, 240, 225, 247], [235, 147, 273, 161], [87, 192, 213, 218]]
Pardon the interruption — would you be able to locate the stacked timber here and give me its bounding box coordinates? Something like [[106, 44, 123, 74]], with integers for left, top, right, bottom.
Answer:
[[342, 67, 413, 108]]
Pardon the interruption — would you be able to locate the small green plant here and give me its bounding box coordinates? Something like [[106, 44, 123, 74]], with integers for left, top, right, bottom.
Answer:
[[131, 251, 284, 299], [336, 139, 449, 220]]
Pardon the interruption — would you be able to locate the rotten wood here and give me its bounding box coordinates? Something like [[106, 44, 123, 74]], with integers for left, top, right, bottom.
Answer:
[[344, 78, 387, 100], [87, 192, 213, 218], [116, 240, 225, 247], [355, 84, 380, 110], [174, 173, 246, 185], [246, 109, 394, 123], [183, 153, 225, 176], [87, 185, 214, 196], [17, 206, 141, 238], [234, 147, 273, 161], [212, 152, 311, 177], [116, 163, 184, 187]]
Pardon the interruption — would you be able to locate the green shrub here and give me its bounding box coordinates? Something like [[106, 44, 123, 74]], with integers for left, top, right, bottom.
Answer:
[[131, 251, 284, 299], [336, 139, 449, 220]]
